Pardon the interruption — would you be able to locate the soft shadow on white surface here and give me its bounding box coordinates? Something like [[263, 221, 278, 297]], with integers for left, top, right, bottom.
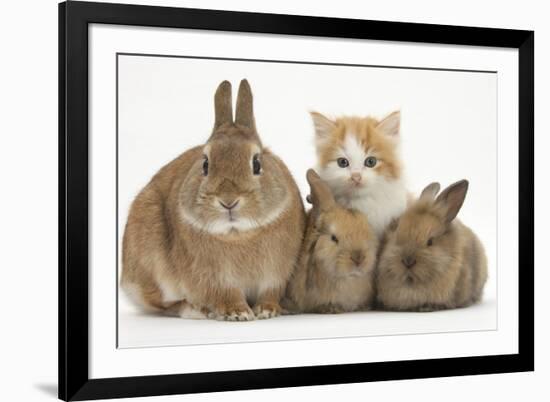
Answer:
[[119, 298, 496, 349], [34, 383, 57, 398]]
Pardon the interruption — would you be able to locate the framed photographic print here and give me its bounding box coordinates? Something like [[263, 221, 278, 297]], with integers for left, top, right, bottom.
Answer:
[[59, 1, 534, 400]]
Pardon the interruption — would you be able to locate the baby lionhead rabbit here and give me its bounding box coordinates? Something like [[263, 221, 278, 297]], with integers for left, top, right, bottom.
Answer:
[[121, 80, 306, 321], [376, 180, 488, 311], [284, 169, 379, 314]]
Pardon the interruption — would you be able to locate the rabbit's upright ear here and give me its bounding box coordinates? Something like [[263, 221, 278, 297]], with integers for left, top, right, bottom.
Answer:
[[235, 79, 256, 131], [306, 169, 335, 212], [435, 180, 469, 224], [213, 80, 233, 131], [419, 182, 440, 201]]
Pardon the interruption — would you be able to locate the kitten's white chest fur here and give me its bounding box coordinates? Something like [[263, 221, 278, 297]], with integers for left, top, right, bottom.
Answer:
[[335, 178, 408, 237]]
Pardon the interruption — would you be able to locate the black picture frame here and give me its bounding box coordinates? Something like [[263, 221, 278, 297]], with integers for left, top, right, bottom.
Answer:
[[59, 1, 534, 400]]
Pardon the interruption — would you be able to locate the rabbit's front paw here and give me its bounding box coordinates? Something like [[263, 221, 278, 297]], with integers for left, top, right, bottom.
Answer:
[[315, 304, 346, 314], [416, 304, 446, 312], [253, 302, 282, 319], [215, 303, 255, 321]]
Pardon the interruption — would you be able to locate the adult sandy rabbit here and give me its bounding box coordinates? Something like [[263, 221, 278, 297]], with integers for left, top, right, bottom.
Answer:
[[121, 80, 306, 321]]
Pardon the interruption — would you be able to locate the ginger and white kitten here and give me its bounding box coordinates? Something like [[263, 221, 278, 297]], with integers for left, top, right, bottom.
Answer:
[[311, 111, 408, 237]]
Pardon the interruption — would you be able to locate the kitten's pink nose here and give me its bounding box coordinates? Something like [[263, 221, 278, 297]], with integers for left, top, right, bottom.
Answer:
[[351, 173, 362, 184]]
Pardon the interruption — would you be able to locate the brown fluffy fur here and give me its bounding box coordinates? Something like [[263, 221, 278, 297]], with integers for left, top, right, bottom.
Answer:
[[121, 80, 306, 321], [376, 180, 488, 311], [283, 170, 378, 313]]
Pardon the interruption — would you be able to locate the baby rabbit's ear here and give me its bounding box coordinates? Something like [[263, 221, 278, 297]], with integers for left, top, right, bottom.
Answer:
[[235, 79, 256, 131], [306, 169, 335, 212], [213, 80, 233, 131], [435, 180, 469, 224], [387, 217, 399, 232], [420, 182, 441, 201]]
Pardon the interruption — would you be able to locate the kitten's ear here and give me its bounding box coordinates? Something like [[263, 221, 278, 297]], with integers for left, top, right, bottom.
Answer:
[[376, 110, 401, 137], [310, 112, 336, 145], [435, 180, 469, 224]]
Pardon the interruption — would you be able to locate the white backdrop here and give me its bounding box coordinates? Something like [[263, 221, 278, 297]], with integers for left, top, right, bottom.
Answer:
[[117, 54, 498, 344], [0, 0, 547, 402]]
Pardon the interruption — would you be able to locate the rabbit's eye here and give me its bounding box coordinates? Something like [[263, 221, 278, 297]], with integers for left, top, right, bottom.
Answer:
[[202, 156, 209, 176], [427, 238, 433, 247], [331, 234, 339, 243], [337, 158, 349, 168], [253, 154, 261, 175], [364, 156, 377, 168]]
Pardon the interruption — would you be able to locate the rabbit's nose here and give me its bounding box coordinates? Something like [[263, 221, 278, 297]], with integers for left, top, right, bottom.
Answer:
[[219, 199, 240, 210], [351, 250, 365, 266], [402, 256, 416, 269]]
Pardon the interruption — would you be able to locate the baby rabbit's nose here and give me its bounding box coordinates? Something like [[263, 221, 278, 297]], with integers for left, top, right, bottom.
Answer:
[[219, 199, 240, 210], [350, 250, 365, 266], [402, 256, 416, 269]]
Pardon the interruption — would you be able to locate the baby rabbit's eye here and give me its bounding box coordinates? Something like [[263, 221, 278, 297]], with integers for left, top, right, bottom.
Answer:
[[331, 234, 339, 243], [336, 158, 349, 168], [202, 156, 209, 176], [427, 238, 434, 247], [253, 154, 261, 175], [364, 156, 377, 168]]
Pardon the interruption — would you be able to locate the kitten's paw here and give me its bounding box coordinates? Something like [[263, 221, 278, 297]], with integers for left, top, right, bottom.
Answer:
[[253, 302, 282, 319], [215, 304, 255, 321]]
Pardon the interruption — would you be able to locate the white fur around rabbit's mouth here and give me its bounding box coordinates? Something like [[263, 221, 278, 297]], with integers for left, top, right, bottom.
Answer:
[[329, 268, 369, 279], [179, 193, 291, 236], [199, 215, 258, 235], [348, 270, 368, 277], [226, 210, 237, 222]]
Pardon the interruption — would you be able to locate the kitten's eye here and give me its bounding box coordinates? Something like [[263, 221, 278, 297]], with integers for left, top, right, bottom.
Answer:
[[202, 156, 209, 176], [364, 156, 377, 168], [331, 234, 339, 243], [427, 238, 433, 247], [336, 158, 349, 168], [252, 154, 261, 175]]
